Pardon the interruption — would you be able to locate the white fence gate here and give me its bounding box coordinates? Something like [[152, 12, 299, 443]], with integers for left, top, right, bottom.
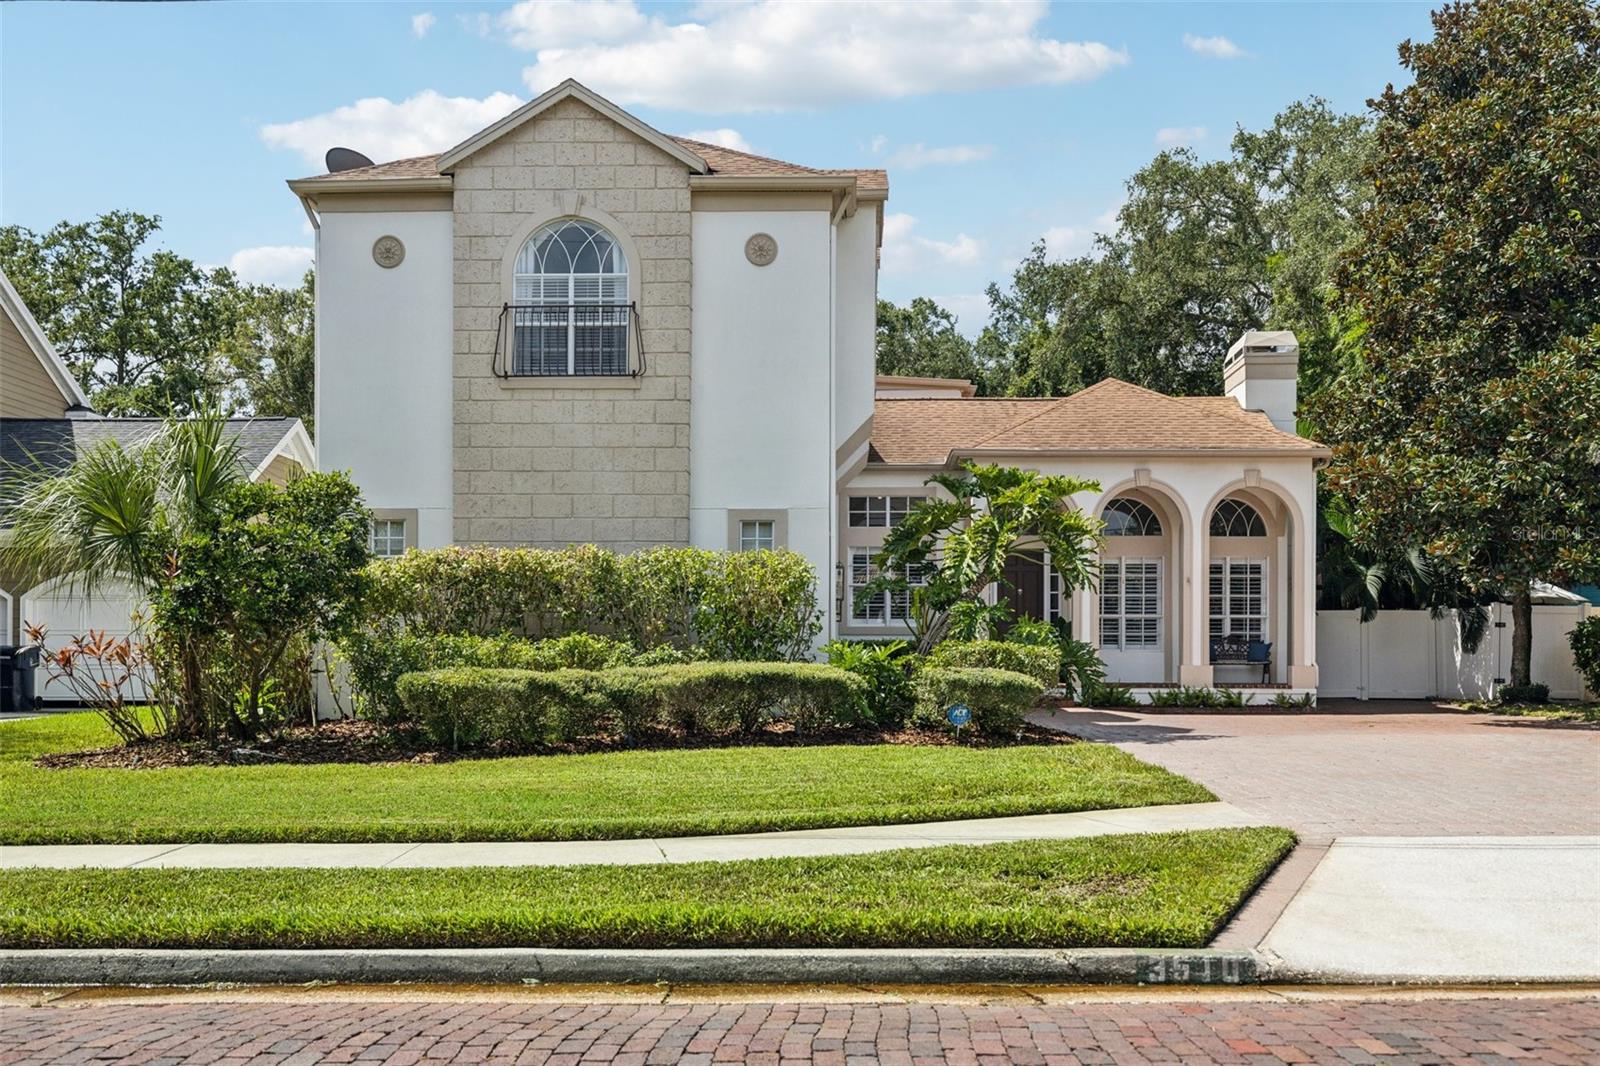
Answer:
[[1316, 603, 1594, 701]]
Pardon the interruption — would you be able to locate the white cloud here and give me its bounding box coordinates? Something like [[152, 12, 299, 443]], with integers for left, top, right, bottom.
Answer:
[[938, 292, 991, 338], [261, 89, 524, 169], [881, 213, 982, 276], [229, 246, 314, 287], [887, 142, 994, 169], [500, 0, 1128, 112], [411, 12, 436, 38], [1041, 226, 1092, 260], [683, 128, 754, 153], [1182, 33, 1249, 60], [1155, 125, 1207, 147], [869, 133, 888, 155]]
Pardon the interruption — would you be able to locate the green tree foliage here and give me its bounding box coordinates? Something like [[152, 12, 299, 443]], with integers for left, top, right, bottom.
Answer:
[[875, 297, 986, 388], [1312, 0, 1600, 687], [217, 270, 316, 432], [0, 212, 240, 416], [978, 99, 1372, 401], [155, 473, 369, 739], [869, 463, 1103, 653]]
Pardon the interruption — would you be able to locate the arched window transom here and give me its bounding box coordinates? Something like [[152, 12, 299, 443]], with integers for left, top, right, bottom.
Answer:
[[1103, 497, 1163, 537], [1210, 498, 1267, 537], [509, 219, 630, 376]]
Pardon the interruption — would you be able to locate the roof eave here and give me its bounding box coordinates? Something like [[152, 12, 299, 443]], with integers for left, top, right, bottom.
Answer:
[[946, 445, 1333, 462], [286, 176, 454, 196]]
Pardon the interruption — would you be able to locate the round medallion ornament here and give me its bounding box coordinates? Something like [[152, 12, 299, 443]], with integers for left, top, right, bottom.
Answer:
[[372, 235, 405, 269], [744, 232, 778, 267]]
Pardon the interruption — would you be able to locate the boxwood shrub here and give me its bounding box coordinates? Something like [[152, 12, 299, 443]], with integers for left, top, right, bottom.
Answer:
[[912, 666, 1046, 737], [342, 633, 649, 724], [924, 640, 1061, 689], [394, 662, 867, 749], [1570, 617, 1600, 697]]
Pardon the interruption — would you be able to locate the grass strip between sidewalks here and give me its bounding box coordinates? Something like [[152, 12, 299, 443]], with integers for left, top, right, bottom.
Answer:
[[0, 829, 1295, 950]]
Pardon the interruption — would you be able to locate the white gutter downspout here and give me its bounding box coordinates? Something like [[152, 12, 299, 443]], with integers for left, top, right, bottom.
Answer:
[[826, 196, 845, 645]]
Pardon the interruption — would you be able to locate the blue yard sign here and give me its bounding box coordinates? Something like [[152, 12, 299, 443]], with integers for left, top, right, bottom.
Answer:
[[946, 703, 972, 727]]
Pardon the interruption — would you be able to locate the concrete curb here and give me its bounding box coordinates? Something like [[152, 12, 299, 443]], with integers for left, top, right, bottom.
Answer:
[[0, 948, 1260, 987]]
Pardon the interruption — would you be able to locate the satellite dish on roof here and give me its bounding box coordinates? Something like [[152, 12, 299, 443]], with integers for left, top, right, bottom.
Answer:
[[325, 147, 375, 173]]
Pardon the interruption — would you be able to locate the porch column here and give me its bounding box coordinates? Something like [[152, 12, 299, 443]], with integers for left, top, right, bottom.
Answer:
[[1290, 505, 1319, 689], [1178, 510, 1212, 687]]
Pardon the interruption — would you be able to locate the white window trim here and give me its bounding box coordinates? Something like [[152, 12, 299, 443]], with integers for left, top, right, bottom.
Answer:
[[726, 509, 788, 552], [1209, 556, 1270, 642], [1100, 557, 1162, 650], [369, 508, 419, 559], [846, 494, 927, 529]]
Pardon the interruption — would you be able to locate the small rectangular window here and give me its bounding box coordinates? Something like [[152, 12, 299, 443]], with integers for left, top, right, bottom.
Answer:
[[738, 519, 776, 552], [1210, 558, 1267, 641], [370, 518, 407, 559], [1100, 558, 1161, 649], [847, 495, 926, 528], [848, 547, 923, 624]]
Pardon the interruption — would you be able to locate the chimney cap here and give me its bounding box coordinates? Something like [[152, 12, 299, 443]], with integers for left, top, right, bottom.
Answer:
[[1226, 329, 1299, 365]]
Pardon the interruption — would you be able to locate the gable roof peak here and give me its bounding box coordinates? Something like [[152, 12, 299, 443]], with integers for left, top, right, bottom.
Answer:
[[436, 79, 710, 175]]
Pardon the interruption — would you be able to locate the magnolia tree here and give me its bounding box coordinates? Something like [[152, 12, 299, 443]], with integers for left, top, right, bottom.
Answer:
[[1312, 0, 1600, 688], [868, 462, 1104, 653]]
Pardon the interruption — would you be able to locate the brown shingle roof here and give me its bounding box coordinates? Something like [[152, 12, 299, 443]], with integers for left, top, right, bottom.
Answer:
[[870, 379, 1327, 465], [293, 139, 887, 193]]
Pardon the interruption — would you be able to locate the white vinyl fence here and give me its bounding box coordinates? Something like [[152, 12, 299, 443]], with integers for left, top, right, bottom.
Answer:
[[1316, 603, 1594, 701]]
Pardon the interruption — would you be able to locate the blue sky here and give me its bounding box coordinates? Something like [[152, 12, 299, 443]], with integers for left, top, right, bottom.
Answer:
[[1, 1, 1433, 335]]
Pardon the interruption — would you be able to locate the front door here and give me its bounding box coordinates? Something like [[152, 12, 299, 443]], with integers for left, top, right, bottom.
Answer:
[[997, 554, 1046, 634]]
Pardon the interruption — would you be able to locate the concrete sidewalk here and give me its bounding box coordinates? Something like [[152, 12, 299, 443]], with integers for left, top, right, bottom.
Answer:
[[1259, 836, 1600, 982], [0, 800, 1263, 869]]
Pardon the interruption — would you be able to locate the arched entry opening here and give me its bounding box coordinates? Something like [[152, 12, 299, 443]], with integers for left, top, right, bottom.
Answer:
[[1095, 488, 1185, 683]]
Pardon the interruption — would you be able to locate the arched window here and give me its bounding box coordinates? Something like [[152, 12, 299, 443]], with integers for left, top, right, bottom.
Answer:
[[1103, 497, 1162, 537], [1210, 498, 1267, 537], [510, 219, 630, 376]]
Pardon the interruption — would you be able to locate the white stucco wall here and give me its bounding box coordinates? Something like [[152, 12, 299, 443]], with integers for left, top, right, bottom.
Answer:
[[833, 207, 878, 459], [690, 208, 835, 628], [315, 207, 454, 547]]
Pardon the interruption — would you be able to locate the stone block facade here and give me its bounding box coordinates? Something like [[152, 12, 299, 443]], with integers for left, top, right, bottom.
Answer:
[[450, 97, 691, 550]]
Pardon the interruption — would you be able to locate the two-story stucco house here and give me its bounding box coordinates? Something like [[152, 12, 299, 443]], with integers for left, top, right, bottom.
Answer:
[[293, 80, 1328, 698]]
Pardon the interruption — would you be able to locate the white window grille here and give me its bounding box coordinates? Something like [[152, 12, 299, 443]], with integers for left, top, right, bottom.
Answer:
[[1104, 497, 1163, 536], [1100, 559, 1161, 649], [370, 518, 407, 559], [1210, 498, 1267, 537], [1209, 558, 1268, 641], [846, 495, 926, 528], [510, 219, 629, 376], [738, 520, 776, 552]]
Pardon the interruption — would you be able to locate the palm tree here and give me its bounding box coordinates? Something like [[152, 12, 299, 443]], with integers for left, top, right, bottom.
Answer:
[[2, 415, 244, 737]]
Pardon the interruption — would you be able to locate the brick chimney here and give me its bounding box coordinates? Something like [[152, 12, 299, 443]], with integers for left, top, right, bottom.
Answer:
[[1224, 330, 1299, 434]]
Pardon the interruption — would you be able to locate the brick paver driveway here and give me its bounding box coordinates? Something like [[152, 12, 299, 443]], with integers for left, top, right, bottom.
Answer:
[[1032, 701, 1600, 839], [2, 994, 1596, 1065]]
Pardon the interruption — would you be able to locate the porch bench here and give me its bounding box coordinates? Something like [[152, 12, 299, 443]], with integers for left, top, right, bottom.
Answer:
[[1210, 634, 1272, 684]]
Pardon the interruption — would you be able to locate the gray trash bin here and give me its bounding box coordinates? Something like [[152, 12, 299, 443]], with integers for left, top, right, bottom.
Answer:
[[0, 645, 41, 714]]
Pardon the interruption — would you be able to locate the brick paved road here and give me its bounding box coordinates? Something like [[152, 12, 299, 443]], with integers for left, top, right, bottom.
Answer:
[[1032, 701, 1600, 838], [1, 994, 1596, 1065]]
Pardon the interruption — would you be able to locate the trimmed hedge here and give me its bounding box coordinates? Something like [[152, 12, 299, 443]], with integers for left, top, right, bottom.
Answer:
[[342, 633, 698, 724], [395, 662, 868, 749], [924, 640, 1061, 688], [354, 545, 821, 659], [912, 666, 1046, 737]]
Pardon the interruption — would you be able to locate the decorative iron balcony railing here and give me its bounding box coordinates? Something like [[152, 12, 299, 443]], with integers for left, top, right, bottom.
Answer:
[[492, 302, 645, 378]]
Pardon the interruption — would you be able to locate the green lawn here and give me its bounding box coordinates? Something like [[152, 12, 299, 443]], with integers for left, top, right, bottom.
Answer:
[[0, 829, 1293, 949], [0, 712, 1214, 845]]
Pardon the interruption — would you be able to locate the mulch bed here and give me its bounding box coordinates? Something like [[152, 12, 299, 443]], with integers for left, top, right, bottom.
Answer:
[[34, 718, 1076, 771]]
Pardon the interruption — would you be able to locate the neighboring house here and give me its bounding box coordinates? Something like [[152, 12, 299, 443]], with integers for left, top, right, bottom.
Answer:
[[294, 80, 1327, 695], [0, 268, 314, 667]]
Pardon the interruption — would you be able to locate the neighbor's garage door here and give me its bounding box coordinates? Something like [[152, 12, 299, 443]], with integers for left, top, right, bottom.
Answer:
[[20, 579, 149, 703]]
